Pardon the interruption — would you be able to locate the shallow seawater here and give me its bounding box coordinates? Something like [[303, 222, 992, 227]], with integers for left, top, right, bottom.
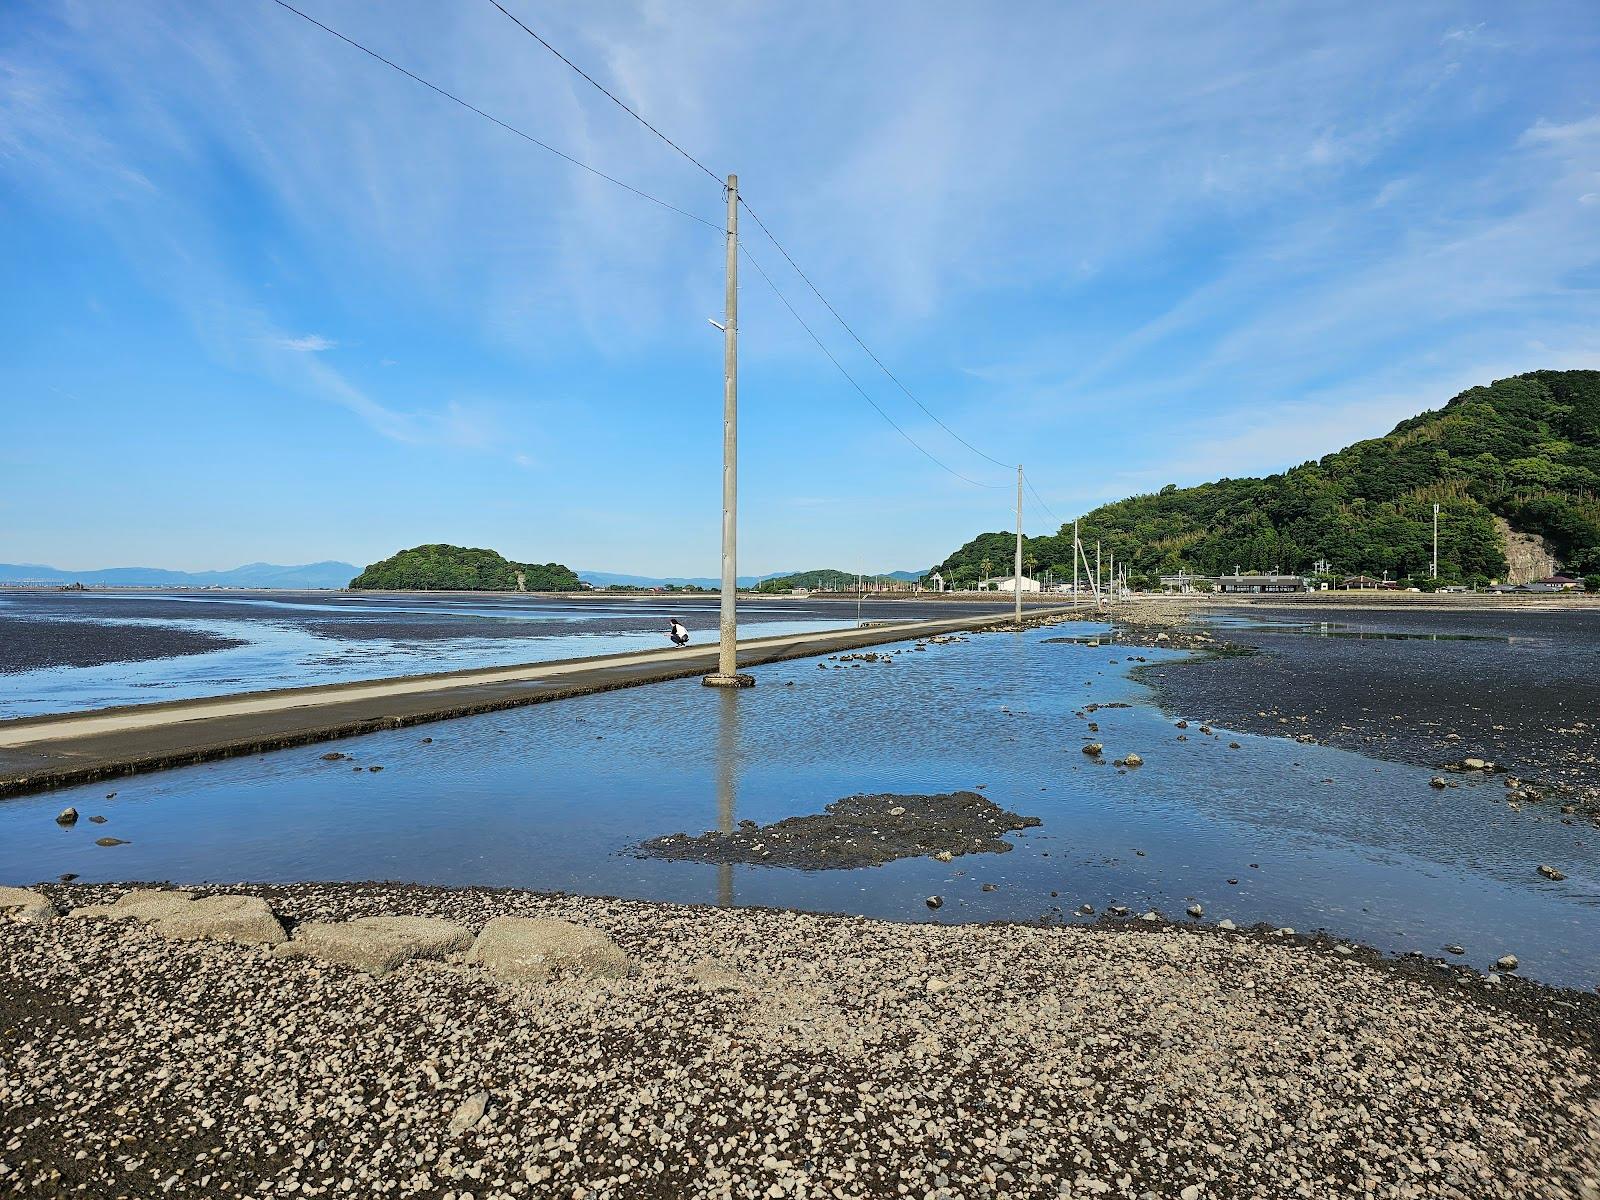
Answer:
[[0, 591, 855, 717], [3, 623, 1595, 989]]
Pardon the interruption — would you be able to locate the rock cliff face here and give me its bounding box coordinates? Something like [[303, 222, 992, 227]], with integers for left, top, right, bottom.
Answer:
[[1495, 516, 1559, 583]]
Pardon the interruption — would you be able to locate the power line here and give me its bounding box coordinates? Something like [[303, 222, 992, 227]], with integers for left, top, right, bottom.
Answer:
[[1023, 471, 1062, 529], [480, 0, 1015, 476], [737, 199, 1014, 471], [265, 0, 721, 231], [485, 0, 724, 187], [740, 244, 1007, 490]]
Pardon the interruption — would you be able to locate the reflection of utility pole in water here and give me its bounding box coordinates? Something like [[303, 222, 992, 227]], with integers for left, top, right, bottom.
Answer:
[[714, 686, 740, 907]]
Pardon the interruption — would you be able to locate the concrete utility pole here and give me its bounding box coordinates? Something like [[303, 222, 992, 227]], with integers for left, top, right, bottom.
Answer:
[[705, 175, 752, 689], [1073, 518, 1080, 605], [1432, 503, 1440, 579], [1096, 541, 1102, 603], [1014, 464, 1024, 626]]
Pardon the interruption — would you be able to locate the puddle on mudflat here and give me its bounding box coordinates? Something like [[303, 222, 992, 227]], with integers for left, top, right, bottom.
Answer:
[[1, 623, 1595, 989]]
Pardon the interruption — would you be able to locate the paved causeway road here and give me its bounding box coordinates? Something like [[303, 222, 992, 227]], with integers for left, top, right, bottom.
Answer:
[[0, 606, 1074, 797]]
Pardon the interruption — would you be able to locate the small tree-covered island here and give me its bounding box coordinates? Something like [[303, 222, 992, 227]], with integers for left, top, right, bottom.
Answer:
[[348, 544, 580, 591]]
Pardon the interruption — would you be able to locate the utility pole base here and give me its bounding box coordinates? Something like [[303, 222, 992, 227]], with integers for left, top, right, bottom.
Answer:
[[701, 672, 755, 689]]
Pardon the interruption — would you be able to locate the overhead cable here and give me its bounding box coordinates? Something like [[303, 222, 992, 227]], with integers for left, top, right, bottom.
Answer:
[[740, 244, 1007, 490], [265, 0, 720, 231]]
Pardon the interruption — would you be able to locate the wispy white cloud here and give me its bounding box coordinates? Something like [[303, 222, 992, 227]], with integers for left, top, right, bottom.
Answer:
[[276, 333, 336, 353]]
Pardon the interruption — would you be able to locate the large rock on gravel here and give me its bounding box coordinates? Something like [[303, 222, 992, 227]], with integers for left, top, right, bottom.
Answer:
[[466, 916, 631, 983], [68, 889, 198, 922], [278, 915, 472, 977], [154, 895, 287, 947], [0, 886, 55, 926]]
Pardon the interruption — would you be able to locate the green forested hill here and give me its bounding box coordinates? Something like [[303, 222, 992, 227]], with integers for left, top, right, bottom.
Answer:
[[934, 370, 1600, 587], [754, 570, 905, 593], [349, 545, 580, 591]]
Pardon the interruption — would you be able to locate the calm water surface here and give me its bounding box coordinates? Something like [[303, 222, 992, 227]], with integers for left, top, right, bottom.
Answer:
[[2, 622, 1594, 990], [0, 590, 917, 717]]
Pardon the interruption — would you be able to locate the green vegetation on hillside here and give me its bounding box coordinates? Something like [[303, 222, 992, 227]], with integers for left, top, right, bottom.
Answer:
[[755, 570, 906, 593], [934, 370, 1600, 588], [349, 545, 580, 591]]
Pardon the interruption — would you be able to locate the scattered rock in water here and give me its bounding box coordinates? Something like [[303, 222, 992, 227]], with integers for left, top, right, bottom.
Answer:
[[368, 765, 384, 773], [276, 915, 472, 977], [1218, 919, 1237, 931], [639, 791, 1042, 870], [1536, 865, 1566, 881], [1199, 725, 1213, 735], [1108, 904, 1129, 916], [980, 882, 998, 892], [1140, 911, 1161, 922], [320, 752, 346, 762], [1444, 944, 1466, 955], [448, 1091, 490, 1136], [1430, 776, 1448, 789], [1175, 720, 1188, 729], [58, 873, 77, 883], [925, 895, 944, 910], [1082, 743, 1103, 757], [94, 837, 127, 846], [1228, 742, 1241, 750], [466, 917, 630, 983], [55, 807, 78, 825], [421, 736, 433, 743], [1187, 904, 1204, 918], [1076, 904, 1094, 916], [88, 815, 107, 824], [1123, 752, 1144, 767], [1495, 954, 1519, 971]]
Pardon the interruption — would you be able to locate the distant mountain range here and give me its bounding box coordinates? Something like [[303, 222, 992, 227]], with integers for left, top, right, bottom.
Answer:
[[0, 561, 359, 589], [0, 560, 921, 592]]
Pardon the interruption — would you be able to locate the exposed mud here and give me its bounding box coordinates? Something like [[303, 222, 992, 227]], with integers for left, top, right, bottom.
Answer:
[[638, 790, 1042, 869]]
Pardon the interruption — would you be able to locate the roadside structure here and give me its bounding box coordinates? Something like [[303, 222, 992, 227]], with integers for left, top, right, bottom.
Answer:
[[1159, 572, 1216, 593], [977, 575, 1041, 593], [1217, 573, 1309, 594]]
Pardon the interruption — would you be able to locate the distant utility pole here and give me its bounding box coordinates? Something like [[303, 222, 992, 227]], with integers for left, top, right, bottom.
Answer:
[[1432, 503, 1440, 579], [1096, 541, 1102, 605], [1073, 518, 1080, 605], [705, 175, 751, 689], [1014, 464, 1024, 626]]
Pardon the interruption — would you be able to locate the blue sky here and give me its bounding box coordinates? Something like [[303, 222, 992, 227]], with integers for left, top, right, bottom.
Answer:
[[4, 1, 1598, 576]]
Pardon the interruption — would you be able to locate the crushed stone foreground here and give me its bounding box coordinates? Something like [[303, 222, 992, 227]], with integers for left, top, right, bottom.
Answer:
[[1, 882, 1596, 1200]]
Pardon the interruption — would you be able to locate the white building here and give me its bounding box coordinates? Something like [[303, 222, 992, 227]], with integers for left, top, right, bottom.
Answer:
[[978, 575, 1041, 594]]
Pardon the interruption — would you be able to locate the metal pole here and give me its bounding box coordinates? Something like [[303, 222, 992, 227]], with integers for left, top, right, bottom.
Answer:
[[705, 175, 751, 688], [1014, 464, 1024, 626], [1432, 503, 1439, 579], [1096, 540, 1102, 605]]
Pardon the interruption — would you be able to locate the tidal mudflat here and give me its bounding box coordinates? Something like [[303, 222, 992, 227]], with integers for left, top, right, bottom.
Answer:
[[2, 881, 1595, 1200], [0, 590, 978, 717], [3, 620, 1596, 989], [1140, 603, 1600, 820]]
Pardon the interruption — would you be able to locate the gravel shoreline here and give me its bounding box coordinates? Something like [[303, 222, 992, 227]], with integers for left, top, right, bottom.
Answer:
[[3, 881, 1597, 1199]]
